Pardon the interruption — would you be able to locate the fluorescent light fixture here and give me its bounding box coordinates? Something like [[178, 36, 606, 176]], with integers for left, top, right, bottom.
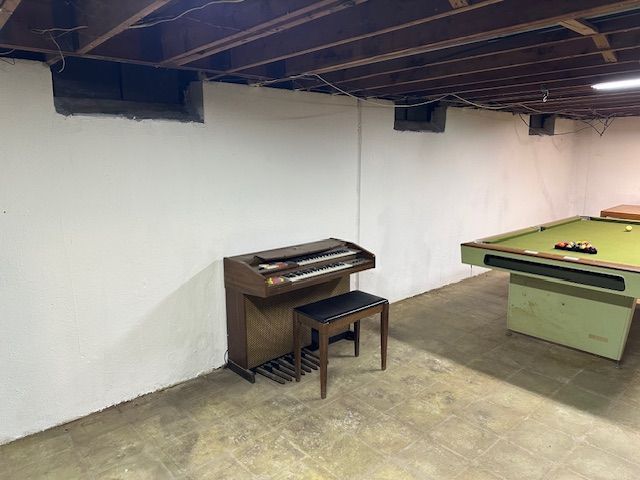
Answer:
[[592, 78, 640, 91]]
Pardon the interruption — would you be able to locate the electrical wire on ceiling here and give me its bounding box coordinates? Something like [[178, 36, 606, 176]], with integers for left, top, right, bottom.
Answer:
[[288, 72, 602, 120], [247, 71, 617, 132], [47, 33, 66, 73], [299, 73, 450, 108], [129, 0, 246, 29], [26, 0, 247, 71], [29, 27, 86, 73], [31, 26, 88, 35]]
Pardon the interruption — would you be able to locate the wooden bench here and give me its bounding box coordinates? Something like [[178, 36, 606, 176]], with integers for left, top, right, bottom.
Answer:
[[293, 290, 389, 399]]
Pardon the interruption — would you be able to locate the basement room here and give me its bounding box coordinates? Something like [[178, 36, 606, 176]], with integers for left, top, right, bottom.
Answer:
[[3, 1, 640, 479]]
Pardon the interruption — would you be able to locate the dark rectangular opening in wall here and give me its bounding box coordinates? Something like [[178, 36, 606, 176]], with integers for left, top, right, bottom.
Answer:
[[529, 114, 556, 136], [52, 58, 203, 122], [394, 102, 447, 133]]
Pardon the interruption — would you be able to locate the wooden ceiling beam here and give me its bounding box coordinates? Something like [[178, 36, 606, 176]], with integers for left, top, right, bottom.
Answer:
[[0, 38, 269, 82], [166, 0, 367, 66], [347, 32, 640, 94], [375, 55, 640, 97], [269, 0, 640, 77], [191, 0, 503, 73], [298, 10, 640, 89], [522, 98, 640, 112], [392, 67, 640, 103], [520, 90, 640, 104], [560, 16, 618, 63], [569, 103, 640, 112], [517, 90, 640, 107], [559, 19, 599, 35], [459, 85, 598, 102], [411, 70, 640, 102], [346, 38, 600, 93], [593, 34, 619, 62], [0, 0, 22, 31], [370, 57, 640, 97], [75, 0, 173, 54]]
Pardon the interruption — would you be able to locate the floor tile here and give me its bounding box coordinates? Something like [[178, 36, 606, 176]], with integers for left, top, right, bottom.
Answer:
[[5, 448, 89, 480], [506, 418, 575, 461], [428, 415, 499, 460], [93, 453, 174, 479], [229, 431, 306, 478], [0, 427, 74, 475], [545, 468, 589, 480], [565, 444, 640, 480], [394, 440, 469, 480], [584, 417, 640, 466], [478, 439, 553, 480], [459, 399, 527, 434]]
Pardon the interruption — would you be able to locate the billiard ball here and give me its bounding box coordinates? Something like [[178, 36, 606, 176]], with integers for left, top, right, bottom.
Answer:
[[626, 225, 633, 232]]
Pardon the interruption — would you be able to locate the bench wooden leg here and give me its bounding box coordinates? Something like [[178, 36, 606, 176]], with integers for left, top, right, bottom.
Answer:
[[381, 303, 389, 371], [354, 320, 360, 357], [319, 328, 329, 399], [293, 313, 301, 382]]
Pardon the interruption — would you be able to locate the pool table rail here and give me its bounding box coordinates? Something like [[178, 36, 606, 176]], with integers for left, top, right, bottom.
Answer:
[[463, 215, 640, 278]]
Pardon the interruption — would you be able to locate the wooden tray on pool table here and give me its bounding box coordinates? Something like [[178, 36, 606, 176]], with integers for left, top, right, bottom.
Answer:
[[601, 204, 640, 221]]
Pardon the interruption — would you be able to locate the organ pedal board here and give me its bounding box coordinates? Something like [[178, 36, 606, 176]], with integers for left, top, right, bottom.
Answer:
[[254, 349, 320, 384]]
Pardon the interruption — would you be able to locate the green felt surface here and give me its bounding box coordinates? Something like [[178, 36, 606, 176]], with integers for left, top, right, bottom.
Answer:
[[490, 217, 640, 266]]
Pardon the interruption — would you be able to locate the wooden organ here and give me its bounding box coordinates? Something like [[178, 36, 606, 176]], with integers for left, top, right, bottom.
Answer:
[[223, 238, 375, 382]]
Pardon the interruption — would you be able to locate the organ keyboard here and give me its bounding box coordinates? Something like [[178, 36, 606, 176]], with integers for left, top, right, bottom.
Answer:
[[224, 238, 375, 381], [281, 259, 367, 283]]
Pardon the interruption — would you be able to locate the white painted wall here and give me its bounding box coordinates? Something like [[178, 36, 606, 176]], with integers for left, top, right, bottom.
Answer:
[[1, 59, 582, 443], [358, 105, 579, 301], [570, 117, 640, 216], [0, 61, 358, 444]]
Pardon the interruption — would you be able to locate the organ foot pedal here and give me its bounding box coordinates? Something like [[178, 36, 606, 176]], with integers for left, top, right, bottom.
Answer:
[[254, 349, 320, 384]]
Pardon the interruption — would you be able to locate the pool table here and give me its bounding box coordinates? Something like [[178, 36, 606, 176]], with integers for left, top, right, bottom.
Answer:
[[461, 216, 640, 362]]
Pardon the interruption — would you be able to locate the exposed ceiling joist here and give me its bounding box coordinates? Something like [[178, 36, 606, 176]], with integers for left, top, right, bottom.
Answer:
[[361, 53, 640, 99], [343, 30, 640, 94], [166, 0, 367, 66], [520, 90, 640, 107], [0, 0, 22, 31], [76, 0, 173, 54], [0, 39, 269, 82], [302, 11, 640, 89], [195, 0, 503, 75], [438, 72, 640, 103], [374, 60, 639, 98], [274, 0, 640, 77]]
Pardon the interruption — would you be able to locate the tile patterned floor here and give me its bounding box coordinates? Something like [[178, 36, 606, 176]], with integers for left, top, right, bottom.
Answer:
[[3, 272, 640, 479]]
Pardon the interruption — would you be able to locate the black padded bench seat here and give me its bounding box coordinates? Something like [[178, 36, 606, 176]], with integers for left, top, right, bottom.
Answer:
[[293, 290, 389, 399], [294, 290, 388, 324]]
